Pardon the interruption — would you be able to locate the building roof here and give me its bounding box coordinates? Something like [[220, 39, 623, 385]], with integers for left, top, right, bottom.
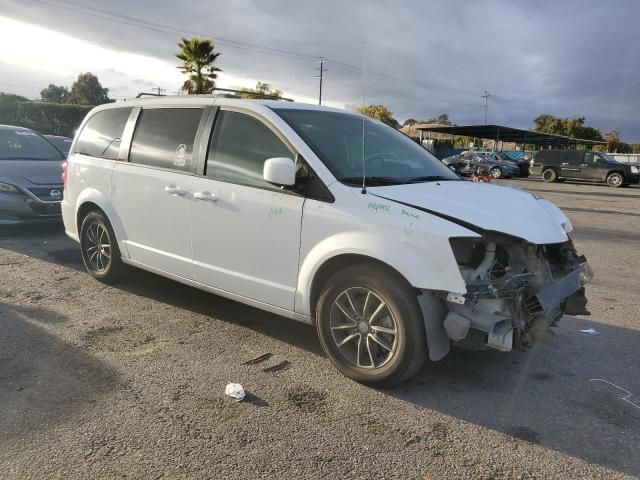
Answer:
[[415, 124, 604, 146]]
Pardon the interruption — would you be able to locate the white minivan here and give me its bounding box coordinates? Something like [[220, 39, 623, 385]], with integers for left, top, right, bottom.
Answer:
[[62, 97, 592, 386]]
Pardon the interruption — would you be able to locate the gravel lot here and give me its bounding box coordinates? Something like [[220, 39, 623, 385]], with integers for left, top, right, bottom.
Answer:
[[1, 177, 639, 479]]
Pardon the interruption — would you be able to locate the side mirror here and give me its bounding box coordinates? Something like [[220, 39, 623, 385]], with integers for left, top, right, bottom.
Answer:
[[264, 157, 296, 186]]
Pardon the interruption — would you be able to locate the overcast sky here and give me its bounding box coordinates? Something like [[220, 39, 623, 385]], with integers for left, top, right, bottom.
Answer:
[[1, 0, 639, 140]]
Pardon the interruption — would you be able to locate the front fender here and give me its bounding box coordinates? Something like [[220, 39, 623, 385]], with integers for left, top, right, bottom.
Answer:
[[295, 227, 473, 317]]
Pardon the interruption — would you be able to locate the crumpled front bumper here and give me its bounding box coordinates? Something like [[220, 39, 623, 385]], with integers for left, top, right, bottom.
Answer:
[[523, 261, 593, 316]]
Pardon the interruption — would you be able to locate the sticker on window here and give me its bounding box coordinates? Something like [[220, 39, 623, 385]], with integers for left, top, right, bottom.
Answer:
[[174, 144, 187, 167]]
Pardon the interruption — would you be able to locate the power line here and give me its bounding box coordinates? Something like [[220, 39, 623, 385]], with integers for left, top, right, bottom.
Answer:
[[23, 0, 477, 100], [26, 0, 320, 63]]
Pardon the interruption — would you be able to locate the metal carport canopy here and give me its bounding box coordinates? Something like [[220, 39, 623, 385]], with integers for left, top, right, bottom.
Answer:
[[415, 124, 604, 146]]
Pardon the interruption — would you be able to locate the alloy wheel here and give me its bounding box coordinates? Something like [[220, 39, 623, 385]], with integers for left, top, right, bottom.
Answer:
[[84, 222, 111, 272], [608, 174, 623, 187], [329, 287, 398, 369]]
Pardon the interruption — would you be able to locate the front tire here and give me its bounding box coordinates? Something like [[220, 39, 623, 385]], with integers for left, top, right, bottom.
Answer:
[[607, 172, 624, 188], [490, 167, 503, 179], [80, 210, 125, 283], [315, 263, 427, 387]]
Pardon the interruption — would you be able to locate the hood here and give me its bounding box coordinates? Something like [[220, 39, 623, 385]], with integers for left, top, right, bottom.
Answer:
[[369, 181, 570, 244], [0, 159, 63, 186]]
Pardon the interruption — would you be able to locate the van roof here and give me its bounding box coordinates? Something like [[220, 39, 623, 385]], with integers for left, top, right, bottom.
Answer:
[[94, 96, 351, 115]]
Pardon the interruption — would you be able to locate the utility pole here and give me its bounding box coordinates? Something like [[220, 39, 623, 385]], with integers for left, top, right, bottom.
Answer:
[[316, 58, 326, 105], [482, 90, 491, 124]]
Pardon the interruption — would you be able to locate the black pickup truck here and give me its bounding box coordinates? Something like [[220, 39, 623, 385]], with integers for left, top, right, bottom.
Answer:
[[530, 150, 640, 187]]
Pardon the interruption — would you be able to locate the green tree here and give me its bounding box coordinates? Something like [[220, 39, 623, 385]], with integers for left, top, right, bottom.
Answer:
[[238, 82, 282, 100], [425, 113, 451, 125], [533, 114, 602, 141], [69, 73, 111, 105], [176, 37, 222, 94], [356, 104, 398, 127], [599, 130, 632, 153], [40, 84, 70, 103], [533, 114, 565, 135], [403, 118, 418, 126]]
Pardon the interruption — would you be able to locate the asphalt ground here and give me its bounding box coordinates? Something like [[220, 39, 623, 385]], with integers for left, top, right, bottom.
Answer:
[[0, 177, 639, 479]]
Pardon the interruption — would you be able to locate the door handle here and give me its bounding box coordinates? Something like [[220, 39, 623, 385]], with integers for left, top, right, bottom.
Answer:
[[561, 162, 569, 166], [194, 191, 218, 202], [165, 185, 187, 196]]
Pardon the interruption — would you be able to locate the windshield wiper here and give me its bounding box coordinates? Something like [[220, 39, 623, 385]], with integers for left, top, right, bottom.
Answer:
[[341, 176, 406, 186], [406, 175, 458, 183]]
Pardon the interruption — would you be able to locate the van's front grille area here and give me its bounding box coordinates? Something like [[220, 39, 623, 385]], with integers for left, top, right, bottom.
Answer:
[[27, 186, 64, 202]]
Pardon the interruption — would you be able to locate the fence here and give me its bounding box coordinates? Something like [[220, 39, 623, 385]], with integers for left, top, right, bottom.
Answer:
[[609, 153, 640, 164], [0, 100, 92, 137]]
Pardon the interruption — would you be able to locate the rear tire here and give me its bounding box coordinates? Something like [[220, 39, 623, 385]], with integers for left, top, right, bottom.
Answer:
[[542, 168, 558, 183], [607, 172, 624, 188], [80, 210, 125, 283], [490, 167, 503, 179], [315, 263, 427, 387]]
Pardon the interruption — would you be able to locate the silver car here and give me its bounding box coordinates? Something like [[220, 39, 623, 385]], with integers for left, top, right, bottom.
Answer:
[[0, 125, 65, 224]]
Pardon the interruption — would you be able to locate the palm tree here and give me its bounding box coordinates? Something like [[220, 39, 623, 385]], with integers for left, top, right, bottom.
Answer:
[[176, 37, 222, 94]]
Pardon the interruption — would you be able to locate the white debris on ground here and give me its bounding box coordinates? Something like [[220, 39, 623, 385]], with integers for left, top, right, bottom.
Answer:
[[225, 382, 245, 401], [579, 328, 599, 335]]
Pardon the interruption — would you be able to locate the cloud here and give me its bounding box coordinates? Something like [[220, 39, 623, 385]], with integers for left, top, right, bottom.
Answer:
[[0, 0, 638, 140]]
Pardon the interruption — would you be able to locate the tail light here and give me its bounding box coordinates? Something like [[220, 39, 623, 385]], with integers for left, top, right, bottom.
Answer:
[[61, 161, 68, 190]]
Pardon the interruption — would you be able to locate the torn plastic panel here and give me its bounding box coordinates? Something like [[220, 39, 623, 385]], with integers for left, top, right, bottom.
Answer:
[[424, 234, 592, 358]]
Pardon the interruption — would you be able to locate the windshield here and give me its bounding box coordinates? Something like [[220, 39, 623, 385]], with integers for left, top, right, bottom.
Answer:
[[275, 109, 460, 185], [0, 130, 63, 161]]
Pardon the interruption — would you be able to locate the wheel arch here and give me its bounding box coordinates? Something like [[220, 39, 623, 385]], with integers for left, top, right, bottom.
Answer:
[[75, 188, 129, 258], [306, 253, 416, 324], [542, 166, 559, 181], [76, 201, 104, 232], [606, 169, 626, 180]]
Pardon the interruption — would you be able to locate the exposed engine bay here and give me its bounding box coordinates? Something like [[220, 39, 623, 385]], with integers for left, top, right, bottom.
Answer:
[[431, 234, 592, 356]]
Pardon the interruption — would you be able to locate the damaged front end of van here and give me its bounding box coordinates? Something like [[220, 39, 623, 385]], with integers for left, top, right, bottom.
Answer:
[[371, 182, 593, 361], [438, 234, 592, 355]]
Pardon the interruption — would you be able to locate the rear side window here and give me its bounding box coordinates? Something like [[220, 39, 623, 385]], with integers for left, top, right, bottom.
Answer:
[[129, 108, 204, 171], [534, 150, 567, 164], [75, 107, 133, 160], [206, 110, 292, 188]]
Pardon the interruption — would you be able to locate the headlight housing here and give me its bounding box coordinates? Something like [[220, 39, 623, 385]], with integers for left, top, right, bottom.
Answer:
[[631, 165, 639, 174], [0, 182, 19, 193]]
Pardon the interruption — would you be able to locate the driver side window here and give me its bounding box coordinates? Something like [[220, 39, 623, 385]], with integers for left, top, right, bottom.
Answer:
[[206, 110, 294, 190], [584, 152, 599, 164]]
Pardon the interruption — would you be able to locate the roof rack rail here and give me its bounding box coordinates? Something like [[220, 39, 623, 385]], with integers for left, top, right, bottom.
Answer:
[[211, 87, 294, 102], [136, 92, 165, 98], [135, 89, 294, 102]]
